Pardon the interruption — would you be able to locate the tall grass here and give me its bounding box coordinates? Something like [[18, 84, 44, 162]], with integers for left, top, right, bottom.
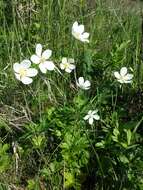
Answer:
[[0, 0, 143, 189]]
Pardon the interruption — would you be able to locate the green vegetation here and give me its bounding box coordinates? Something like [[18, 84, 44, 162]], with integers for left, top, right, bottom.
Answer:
[[0, 0, 143, 189]]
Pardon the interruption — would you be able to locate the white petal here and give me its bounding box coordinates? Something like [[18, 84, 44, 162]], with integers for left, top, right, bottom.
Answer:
[[89, 118, 94, 125], [114, 72, 121, 79], [84, 115, 90, 120], [68, 58, 74, 64], [65, 68, 72, 73], [92, 109, 98, 114], [93, 114, 100, 120], [21, 77, 33, 84], [72, 21, 78, 36], [60, 63, 65, 70], [72, 32, 80, 40], [42, 49, 52, 60], [80, 37, 89, 43], [78, 77, 84, 85], [13, 63, 20, 73], [78, 79, 91, 90], [124, 74, 133, 81], [82, 86, 90, 90], [77, 24, 84, 34], [39, 63, 47, 73], [27, 68, 38, 77], [72, 21, 79, 31], [36, 44, 42, 57], [88, 110, 92, 115], [69, 64, 75, 70], [62, 57, 67, 64], [124, 80, 132, 83], [118, 79, 125, 84], [84, 80, 91, 88], [120, 67, 127, 76], [44, 61, 55, 71], [21, 60, 31, 68], [82, 32, 90, 39], [15, 73, 20, 80], [31, 55, 40, 64]]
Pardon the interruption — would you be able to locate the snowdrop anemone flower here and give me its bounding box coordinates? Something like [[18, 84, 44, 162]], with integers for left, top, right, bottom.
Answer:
[[60, 57, 75, 73], [77, 77, 91, 90], [72, 21, 89, 43], [84, 110, 100, 125], [31, 44, 55, 73], [13, 60, 38, 84], [114, 67, 133, 84]]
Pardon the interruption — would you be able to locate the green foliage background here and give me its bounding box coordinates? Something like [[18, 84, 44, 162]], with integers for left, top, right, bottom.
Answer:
[[0, 0, 143, 189]]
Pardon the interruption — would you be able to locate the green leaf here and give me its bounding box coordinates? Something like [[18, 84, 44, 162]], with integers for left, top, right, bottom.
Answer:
[[113, 128, 120, 137], [32, 135, 46, 149], [125, 129, 132, 145], [119, 155, 129, 164], [95, 141, 105, 148], [112, 128, 120, 142], [64, 172, 74, 188]]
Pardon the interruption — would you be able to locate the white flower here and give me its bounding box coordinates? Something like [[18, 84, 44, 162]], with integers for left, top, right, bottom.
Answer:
[[60, 57, 75, 73], [72, 21, 89, 43], [77, 77, 91, 90], [13, 60, 38, 85], [31, 44, 55, 73], [114, 67, 133, 84], [84, 110, 100, 125]]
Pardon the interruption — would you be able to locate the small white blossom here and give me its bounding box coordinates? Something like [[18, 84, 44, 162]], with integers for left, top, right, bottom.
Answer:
[[114, 67, 133, 84], [60, 57, 75, 73], [72, 21, 89, 43], [13, 60, 38, 85], [31, 44, 55, 73], [77, 77, 91, 90], [84, 110, 100, 125]]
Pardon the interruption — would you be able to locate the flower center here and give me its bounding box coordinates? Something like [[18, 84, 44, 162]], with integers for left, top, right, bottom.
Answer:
[[19, 68, 27, 78], [120, 75, 126, 81], [75, 32, 81, 39], [64, 63, 70, 69], [40, 58, 46, 63]]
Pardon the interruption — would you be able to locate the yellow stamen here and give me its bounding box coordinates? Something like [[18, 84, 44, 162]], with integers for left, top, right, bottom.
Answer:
[[19, 68, 27, 78], [64, 63, 70, 69], [40, 58, 46, 63]]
